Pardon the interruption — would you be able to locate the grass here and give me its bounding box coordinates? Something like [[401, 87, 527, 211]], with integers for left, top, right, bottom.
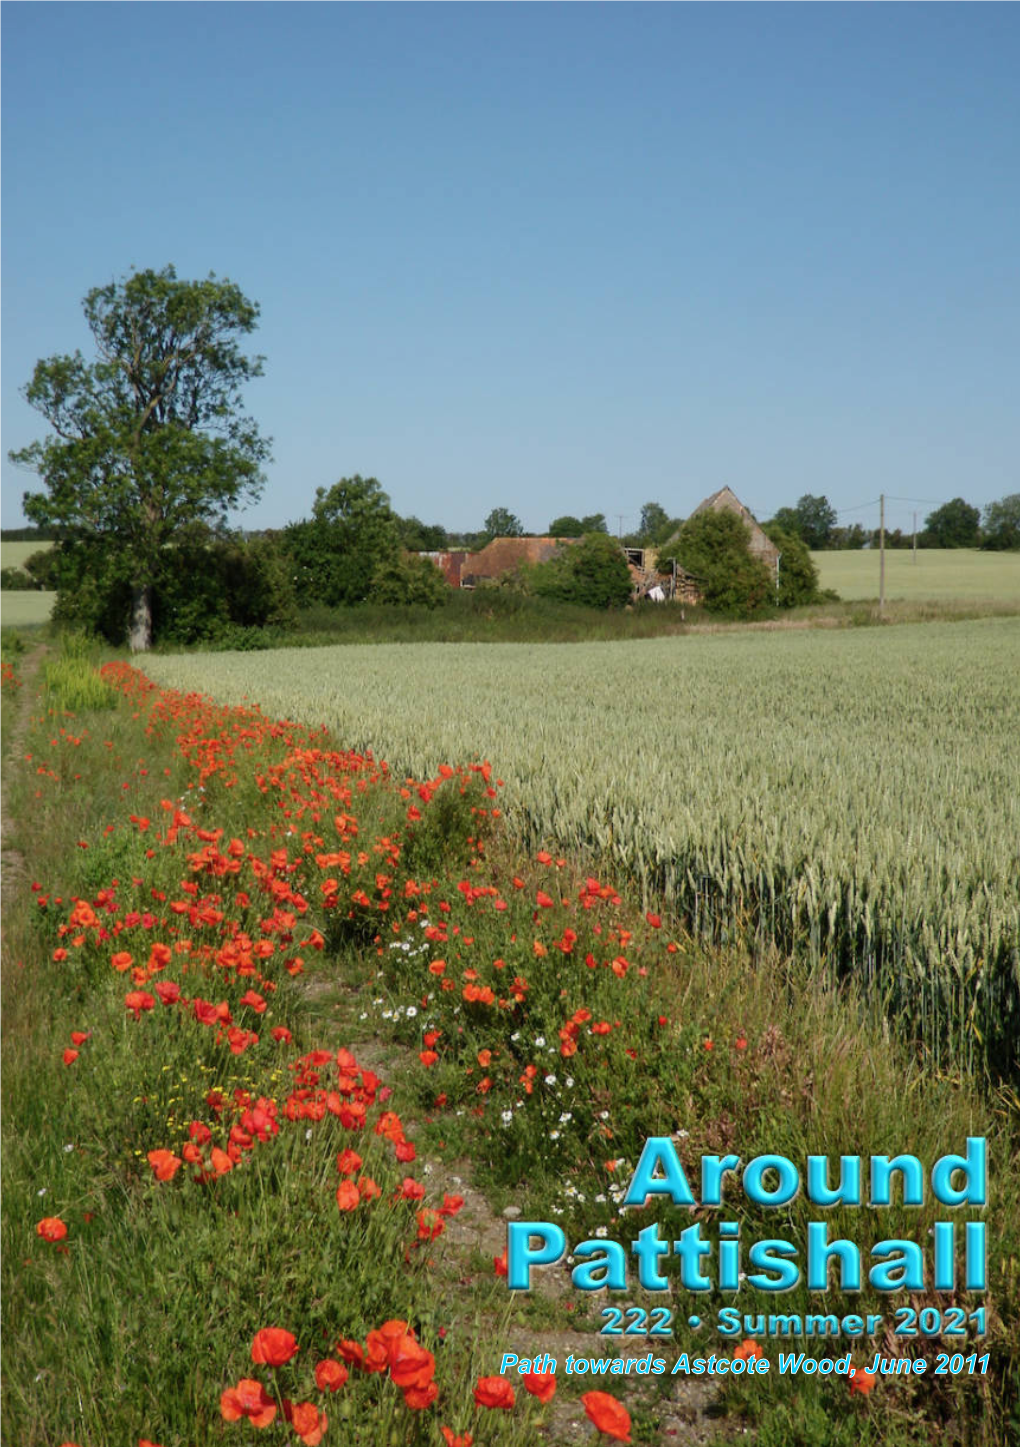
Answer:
[[811, 549, 1020, 603], [1, 643, 1017, 1446]]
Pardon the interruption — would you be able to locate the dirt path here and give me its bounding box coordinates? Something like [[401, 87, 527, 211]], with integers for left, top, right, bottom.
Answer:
[[322, 1002, 729, 1443]]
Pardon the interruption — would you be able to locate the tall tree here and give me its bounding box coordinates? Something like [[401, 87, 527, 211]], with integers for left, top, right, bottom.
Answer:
[[769, 495, 837, 550], [981, 493, 1020, 551], [482, 507, 524, 539], [639, 501, 670, 542], [922, 497, 981, 548], [283, 476, 401, 606], [11, 265, 270, 650]]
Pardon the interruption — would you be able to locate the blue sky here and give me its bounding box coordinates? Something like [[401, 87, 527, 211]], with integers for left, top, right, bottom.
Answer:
[[2, 3, 1017, 538]]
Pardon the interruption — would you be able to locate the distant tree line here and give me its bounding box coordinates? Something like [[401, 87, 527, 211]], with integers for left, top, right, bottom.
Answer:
[[763, 493, 1020, 552]]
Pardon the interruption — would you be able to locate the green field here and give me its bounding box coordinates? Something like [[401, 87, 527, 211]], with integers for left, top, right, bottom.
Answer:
[[812, 546, 1020, 601], [146, 619, 1020, 1077], [0, 540, 52, 570], [0, 590, 56, 626], [1, 541, 55, 624]]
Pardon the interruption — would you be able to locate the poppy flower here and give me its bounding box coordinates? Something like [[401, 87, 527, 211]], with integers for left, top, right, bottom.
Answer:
[[282, 1400, 326, 1446], [646, 912, 662, 928], [473, 1377, 515, 1410], [251, 1326, 299, 1366], [388, 1335, 436, 1391], [70, 1031, 90, 1046], [403, 1380, 439, 1410], [336, 1149, 362, 1175], [336, 1339, 365, 1368], [62, 1049, 79, 1066], [581, 1391, 632, 1442], [314, 1359, 348, 1392], [849, 1366, 877, 1396], [146, 1150, 182, 1181], [441, 1431, 473, 1447], [493, 1250, 508, 1277], [36, 1216, 68, 1242], [220, 1378, 277, 1427], [523, 1371, 556, 1403], [733, 1339, 764, 1362], [124, 990, 156, 1020]]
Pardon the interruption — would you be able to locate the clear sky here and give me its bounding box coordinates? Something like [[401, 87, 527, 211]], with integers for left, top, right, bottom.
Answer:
[[2, 3, 1017, 538]]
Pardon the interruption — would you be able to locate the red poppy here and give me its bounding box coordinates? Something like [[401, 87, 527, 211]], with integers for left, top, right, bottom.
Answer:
[[733, 1339, 764, 1362], [473, 1377, 515, 1410], [124, 990, 156, 1019], [62, 1048, 79, 1066], [523, 1371, 556, 1403], [493, 1250, 508, 1277], [849, 1366, 877, 1397], [36, 1216, 68, 1242], [146, 1149, 182, 1181], [282, 1400, 326, 1446], [403, 1380, 439, 1410], [220, 1378, 277, 1427], [335, 1180, 360, 1211], [336, 1148, 362, 1175], [251, 1326, 299, 1366], [581, 1391, 632, 1442], [441, 1430, 473, 1447], [314, 1359, 348, 1392], [70, 1031, 90, 1046], [388, 1335, 436, 1391], [336, 1339, 365, 1368]]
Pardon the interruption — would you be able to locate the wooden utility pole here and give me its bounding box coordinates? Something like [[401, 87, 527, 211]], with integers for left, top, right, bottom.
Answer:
[[912, 511, 918, 564], [879, 493, 886, 613]]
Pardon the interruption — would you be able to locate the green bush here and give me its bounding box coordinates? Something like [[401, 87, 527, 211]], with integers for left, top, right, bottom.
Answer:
[[0, 567, 37, 591], [369, 550, 449, 608], [662, 511, 774, 618], [529, 532, 633, 608]]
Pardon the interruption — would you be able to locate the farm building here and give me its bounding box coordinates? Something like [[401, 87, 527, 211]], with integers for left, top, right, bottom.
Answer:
[[458, 536, 573, 588], [418, 551, 472, 588]]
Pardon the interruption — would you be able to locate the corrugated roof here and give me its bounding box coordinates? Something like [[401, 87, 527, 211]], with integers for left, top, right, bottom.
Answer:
[[462, 536, 571, 581]]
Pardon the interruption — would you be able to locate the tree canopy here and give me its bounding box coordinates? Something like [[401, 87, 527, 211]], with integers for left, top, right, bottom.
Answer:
[[482, 507, 524, 540], [981, 494, 1020, 551], [529, 533, 633, 608], [763, 526, 825, 607], [283, 475, 401, 607], [922, 497, 981, 548], [11, 265, 270, 649], [548, 513, 609, 537], [769, 494, 837, 550]]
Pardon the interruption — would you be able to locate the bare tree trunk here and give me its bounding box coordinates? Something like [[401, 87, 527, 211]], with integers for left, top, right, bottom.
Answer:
[[129, 585, 152, 652]]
